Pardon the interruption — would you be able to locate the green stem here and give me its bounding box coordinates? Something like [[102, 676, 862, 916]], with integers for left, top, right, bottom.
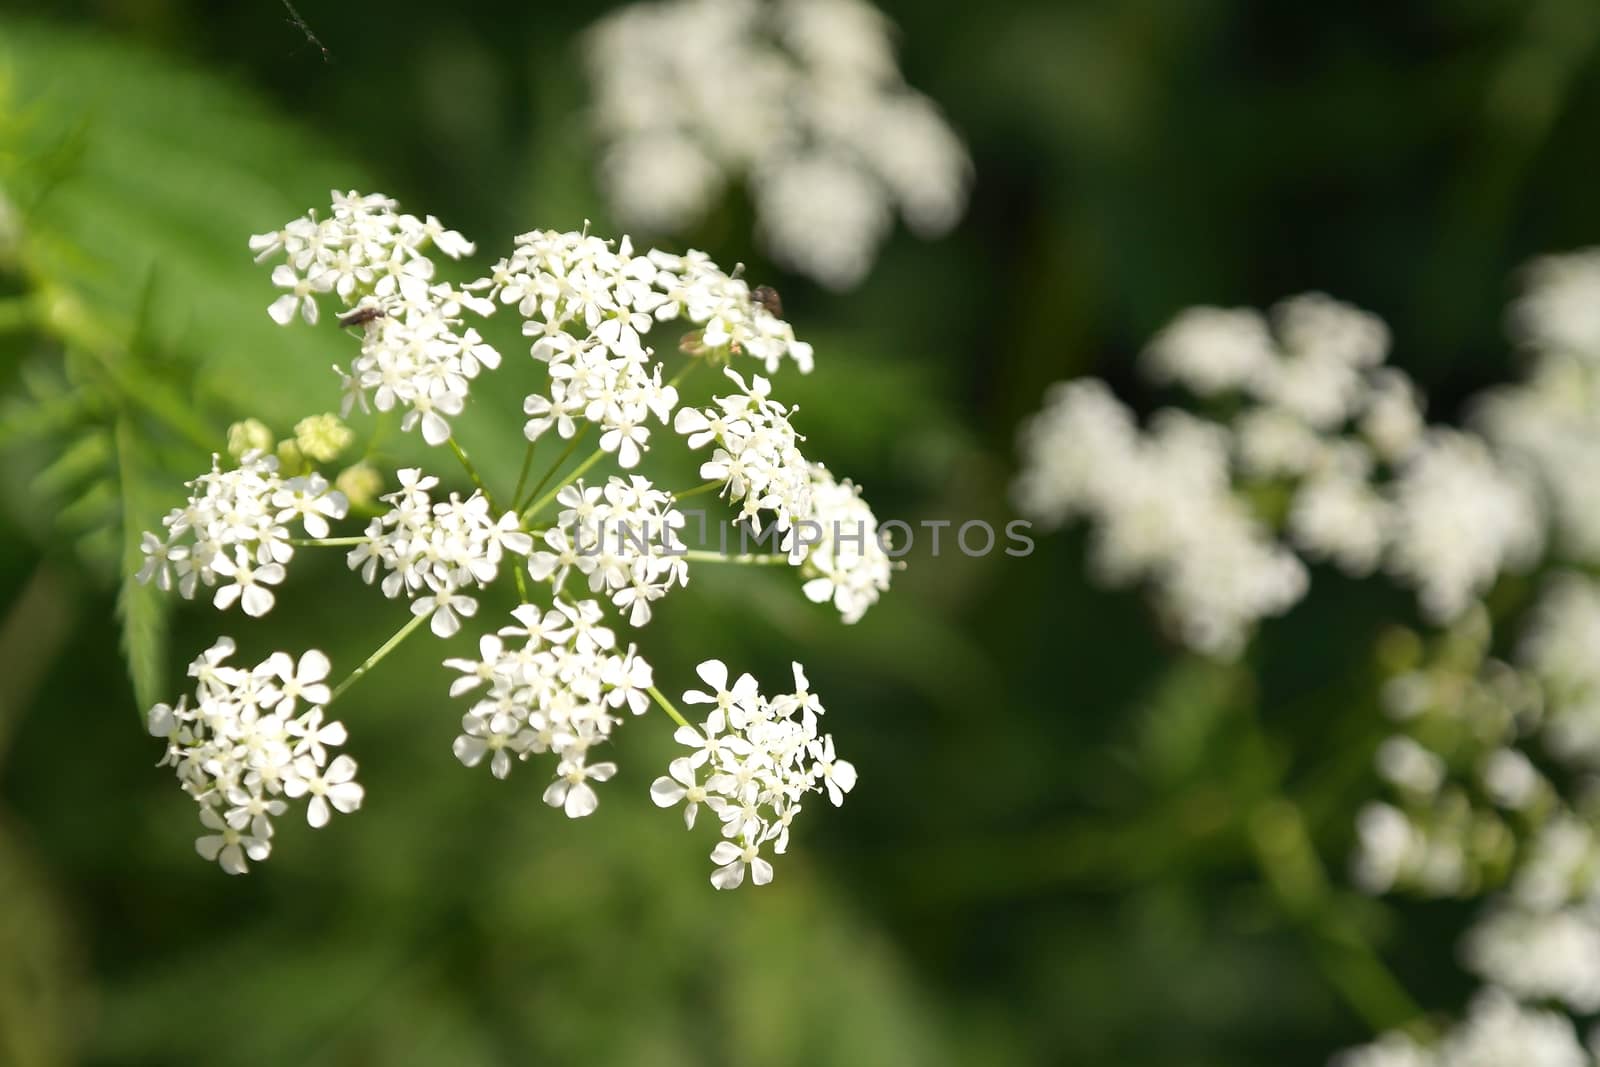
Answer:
[[328, 609, 432, 705], [290, 536, 369, 547], [520, 428, 588, 512], [510, 438, 538, 510], [1248, 799, 1424, 1034], [649, 685, 692, 731], [512, 563, 531, 603], [665, 359, 699, 392], [672, 480, 724, 502], [682, 550, 789, 565], [446, 436, 497, 511], [522, 446, 607, 522]]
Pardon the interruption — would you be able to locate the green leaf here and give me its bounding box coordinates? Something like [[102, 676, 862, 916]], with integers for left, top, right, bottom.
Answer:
[[114, 416, 168, 714]]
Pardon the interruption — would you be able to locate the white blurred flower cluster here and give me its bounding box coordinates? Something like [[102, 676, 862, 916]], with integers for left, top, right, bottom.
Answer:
[[583, 0, 970, 289], [1334, 252, 1600, 1064], [136, 192, 890, 886], [1334, 990, 1593, 1067], [147, 639, 360, 874], [1016, 293, 1542, 656]]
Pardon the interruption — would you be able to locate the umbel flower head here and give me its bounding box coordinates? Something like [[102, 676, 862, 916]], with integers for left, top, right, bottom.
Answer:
[[1014, 293, 1544, 658], [583, 0, 971, 290], [135, 192, 890, 887]]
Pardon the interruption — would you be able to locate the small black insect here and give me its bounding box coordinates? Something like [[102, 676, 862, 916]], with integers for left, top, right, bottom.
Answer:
[[751, 285, 783, 319], [338, 306, 385, 329]]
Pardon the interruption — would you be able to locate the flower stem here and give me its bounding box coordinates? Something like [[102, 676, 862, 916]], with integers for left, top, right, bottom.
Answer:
[[648, 685, 692, 731], [519, 428, 588, 512], [510, 438, 538, 510], [328, 609, 432, 705], [665, 360, 699, 391], [446, 436, 497, 511], [521, 446, 607, 522], [672, 480, 724, 502], [682, 550, 789, 565], [289, 536, 369, 547], [512, 562, 531, 603]]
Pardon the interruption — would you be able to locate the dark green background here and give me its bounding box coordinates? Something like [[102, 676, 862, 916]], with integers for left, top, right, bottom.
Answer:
[[2, 1, 1597, 1063]]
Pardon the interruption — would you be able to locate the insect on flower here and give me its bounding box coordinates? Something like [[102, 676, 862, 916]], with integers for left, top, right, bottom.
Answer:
[[337, 305, 386, 329], [751, 284, 783, 319]]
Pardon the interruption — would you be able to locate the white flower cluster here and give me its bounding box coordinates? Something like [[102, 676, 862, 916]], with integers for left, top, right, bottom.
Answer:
[[137, 451, 347, 617], [146, 638, 361, 875], [1016, 293, 1548, 656], [1343, 582, 1600, 1064], [348, 469, 533, 637], [1014, 379, 1306, 658], [478, 230, 813, 471], [676, 367, 814, 534], [1477, 249, 1600, 564], [798, 464, 894, 624], [1334, 990, 1592, 1067], [530, 476, 688, 626], [584, 0, 970, 289], [676, 368, 894, 623], [135, 193, 880, 879], [1520, 573, 1600, 764], [445, 601, 651, 818], [650, 659, 855, 889], [1383, 430, 1543, 621], [251, 191, 495, 446]]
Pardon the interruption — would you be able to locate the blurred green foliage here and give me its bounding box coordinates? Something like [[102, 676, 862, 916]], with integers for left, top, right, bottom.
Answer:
[[1, 1, 1599, 1064]]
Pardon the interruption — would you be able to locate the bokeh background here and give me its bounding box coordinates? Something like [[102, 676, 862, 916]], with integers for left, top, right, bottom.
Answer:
[[2, 1, 1600, 1064]]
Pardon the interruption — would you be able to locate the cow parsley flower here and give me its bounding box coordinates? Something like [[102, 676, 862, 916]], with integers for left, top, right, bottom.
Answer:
[[1014, 292, 1544, 655], [252, 193, 494, 446], [347, 469, 532, 637], [1385, 430, 1542, 622], [583, 0, 970, 289], [137, 450, 347, 612], [529, 475, 688, 625], [145, 639, 361, 874], [799, 464, 894, 623], [137, 193, 877, 883], [651, 659, 854, 889]]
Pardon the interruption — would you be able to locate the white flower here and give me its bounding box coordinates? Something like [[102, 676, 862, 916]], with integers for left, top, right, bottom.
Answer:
[[655, 660, 850, 887], [261, 649, 333, 714], [709, 839, 773, 890], [1142, 306, 1276, 397], [195, 805, 271, 876], [253, 193, 495, 447], [347, 469, 530, 636], [1385, 430, 1542, 622], [1512, 247, 1600, 359], [542, 757, 618, 818], [1288, 450, 1390, 576], [1519, 573, 1600, 765], [211, 547, 286, 617], [147, 641, 361, 873], [583, 0, 969, 289], [650, 756, 714, 828], [1015, 388, 1306, 658], [138, 451, 347, 611], [283, 754, 365, 827], [796, 464, 892, 623]]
